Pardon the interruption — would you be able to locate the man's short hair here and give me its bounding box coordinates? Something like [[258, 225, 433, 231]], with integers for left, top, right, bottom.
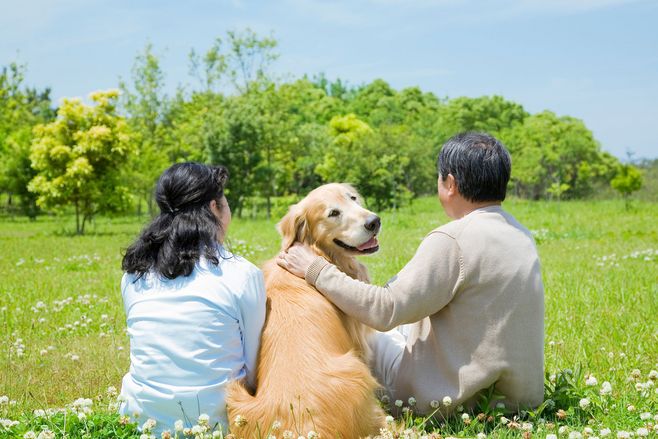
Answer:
[[437, 132, 512, 202]]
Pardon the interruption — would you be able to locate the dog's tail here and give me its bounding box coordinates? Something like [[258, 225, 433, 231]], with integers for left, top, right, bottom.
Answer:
[[225, 380, 282, 439]]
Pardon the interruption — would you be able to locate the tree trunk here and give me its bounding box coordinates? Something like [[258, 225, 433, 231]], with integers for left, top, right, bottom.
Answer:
[[75, 200, 81, 235]]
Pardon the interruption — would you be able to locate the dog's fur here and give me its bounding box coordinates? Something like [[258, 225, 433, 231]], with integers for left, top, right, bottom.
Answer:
[[226, 183, 386, 439]]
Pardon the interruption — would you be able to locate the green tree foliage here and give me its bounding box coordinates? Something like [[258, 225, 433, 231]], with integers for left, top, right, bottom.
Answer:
[[0, 62, 55, 217], [500, 111, 617, 199], [28, 90, 134, 234], [611, 164, 643, 208], [437, 95, 528, 140], [316, 114, 412, 210], [119, 44, 171, 216], [1, 31, 633, 221]]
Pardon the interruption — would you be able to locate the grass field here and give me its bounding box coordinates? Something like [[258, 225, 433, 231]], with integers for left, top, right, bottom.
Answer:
[[1, 197, 657, 438]]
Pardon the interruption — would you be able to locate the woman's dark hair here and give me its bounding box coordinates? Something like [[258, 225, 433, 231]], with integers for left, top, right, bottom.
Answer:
[[122, 162, 229, 280], [437, 132, 512, 202]]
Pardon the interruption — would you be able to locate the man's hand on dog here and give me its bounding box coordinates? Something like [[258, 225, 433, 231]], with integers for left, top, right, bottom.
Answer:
[[277, 243, 316, 278]]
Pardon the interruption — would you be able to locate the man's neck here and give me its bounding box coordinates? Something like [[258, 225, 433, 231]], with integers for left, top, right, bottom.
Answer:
[[450, 200, 501, 219]]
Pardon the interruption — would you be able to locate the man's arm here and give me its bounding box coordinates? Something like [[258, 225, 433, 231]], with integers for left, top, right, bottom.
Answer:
[[306, 231, 463, 331]]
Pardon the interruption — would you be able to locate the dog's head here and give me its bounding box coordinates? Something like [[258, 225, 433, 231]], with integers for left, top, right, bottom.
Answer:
[[278, 183, 381, 257]]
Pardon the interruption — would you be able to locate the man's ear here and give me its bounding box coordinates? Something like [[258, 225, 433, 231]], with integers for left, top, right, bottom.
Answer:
[[446, 173, 457, 196], [277, 203, 309, 251]]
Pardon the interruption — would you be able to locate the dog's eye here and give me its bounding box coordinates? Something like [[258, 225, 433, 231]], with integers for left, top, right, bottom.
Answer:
[[328, 209, 341, 218], [350, 195, 357, 201]]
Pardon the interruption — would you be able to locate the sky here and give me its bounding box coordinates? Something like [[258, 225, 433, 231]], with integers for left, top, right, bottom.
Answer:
[[1, 0, 657, 160]]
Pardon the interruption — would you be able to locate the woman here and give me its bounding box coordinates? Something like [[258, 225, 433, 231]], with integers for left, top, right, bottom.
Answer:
[[119, 163, 266, 435]]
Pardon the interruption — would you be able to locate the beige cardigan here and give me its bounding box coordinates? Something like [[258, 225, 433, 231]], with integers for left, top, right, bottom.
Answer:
[[306, 205, 544, 414]]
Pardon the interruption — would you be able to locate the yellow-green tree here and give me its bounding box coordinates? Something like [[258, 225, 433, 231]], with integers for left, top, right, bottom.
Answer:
[[611, 164, 643, 209], [28, 90, 133, 234]]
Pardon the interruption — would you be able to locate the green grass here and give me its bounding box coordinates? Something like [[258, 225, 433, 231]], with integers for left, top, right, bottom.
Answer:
[[1, 197, 657, 438]]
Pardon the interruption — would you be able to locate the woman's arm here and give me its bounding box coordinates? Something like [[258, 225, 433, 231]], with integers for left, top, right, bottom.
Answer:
[[238, 269, 266, 390], [280, 231, 464, 331]]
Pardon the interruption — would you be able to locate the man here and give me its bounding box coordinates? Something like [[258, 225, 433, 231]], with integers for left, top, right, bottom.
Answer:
[[278, 132, 544, 414]]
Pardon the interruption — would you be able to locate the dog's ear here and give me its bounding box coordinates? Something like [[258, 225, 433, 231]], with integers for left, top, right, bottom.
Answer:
[[277, 203, 309, 251]]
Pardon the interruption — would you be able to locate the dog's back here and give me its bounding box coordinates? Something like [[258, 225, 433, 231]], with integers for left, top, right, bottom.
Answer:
[[226, 260, 385, 438]]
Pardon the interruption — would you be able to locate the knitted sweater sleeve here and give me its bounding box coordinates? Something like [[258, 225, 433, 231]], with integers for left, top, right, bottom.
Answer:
[[306, 231, 463, 331]]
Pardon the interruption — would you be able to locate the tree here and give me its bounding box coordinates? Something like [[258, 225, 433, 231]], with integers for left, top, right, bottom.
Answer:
[[29, 90, 134, 234], [437, 95, 528, 141], [119, 44, 171, 216], [0, 62, 55, 216], [611, 164, 643, 209], [500, 111, 618, 199], [316, 114, 412, 210]]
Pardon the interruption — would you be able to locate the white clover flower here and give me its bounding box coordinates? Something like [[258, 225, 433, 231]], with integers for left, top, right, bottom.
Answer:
[[385, 415, 394, 424], [631, 369, 642, 378], [0, 419, 20, 429], [213, 432, 222, 439], [585, 375, 598, 386], [477, 433, 487, 439], [183, 428, 191, 436], [461, 413, 470, 421], [500, 416, 509, 425], [36, 431, 55, 439], [579, 398, 591, 409], [33, 409, 46, 418], [77, 412, 87, 421], [636, 428, 649, 437], [522, 422, 533, 431], [234, 415, 247, 427], [142, 418, 157, 432], [627, 405, 635, 412], [442, 396, 452, 407], [547, 435, 558, 439], [600, 381, 612, 395], [307, 430, 318, 439], [139, 434, 150, 439], [640, 412, 651, 420], [161, 431, 172, 439], [401, 407, 410, 414], [23, 432, 37, 439], [283, 430, 294, 439], [380, 394, 390, 404], [649, 370, 658, 380], [394, 399, 403, 407], [430, 400, 439, 409], [600, 429, 611, 437], [569, 432, 583, 439], [272, 420, 282, 431], [654, 414, 658, 422], [616, 431, 630, 439], [198, 414, 210, 425], [191, 425, 204, 435], [559, 426, 569, 435], [0, 396, 8, 405], [106, 386, 118, 397], [407, 397, 416, 406]]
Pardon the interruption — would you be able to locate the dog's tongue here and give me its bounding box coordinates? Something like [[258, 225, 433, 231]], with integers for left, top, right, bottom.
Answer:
[[357, 237, 379, 251]]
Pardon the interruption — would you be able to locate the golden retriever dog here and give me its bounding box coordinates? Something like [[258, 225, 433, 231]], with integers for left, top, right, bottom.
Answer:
[[226, 183, 386, 439]]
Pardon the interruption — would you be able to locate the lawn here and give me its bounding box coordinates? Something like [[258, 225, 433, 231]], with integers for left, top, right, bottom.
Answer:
[[0, 197, 656, 438]]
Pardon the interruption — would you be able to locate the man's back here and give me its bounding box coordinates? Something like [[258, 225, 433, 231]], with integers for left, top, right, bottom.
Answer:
[[395, 205, 544, 412]]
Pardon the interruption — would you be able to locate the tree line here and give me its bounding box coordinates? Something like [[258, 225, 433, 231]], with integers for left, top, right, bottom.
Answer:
[[0, 30, 645, 233]]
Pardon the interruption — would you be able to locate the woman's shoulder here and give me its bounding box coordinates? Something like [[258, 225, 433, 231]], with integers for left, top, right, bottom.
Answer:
[[201, 246, 261, 282]]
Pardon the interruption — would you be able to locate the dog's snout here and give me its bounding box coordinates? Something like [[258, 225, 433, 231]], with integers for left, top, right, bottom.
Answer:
[[364, 214, 381, 233]]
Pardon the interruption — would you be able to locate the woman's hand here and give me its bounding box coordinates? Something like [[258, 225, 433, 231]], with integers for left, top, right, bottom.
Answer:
[[277, 243, 317, 279]]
